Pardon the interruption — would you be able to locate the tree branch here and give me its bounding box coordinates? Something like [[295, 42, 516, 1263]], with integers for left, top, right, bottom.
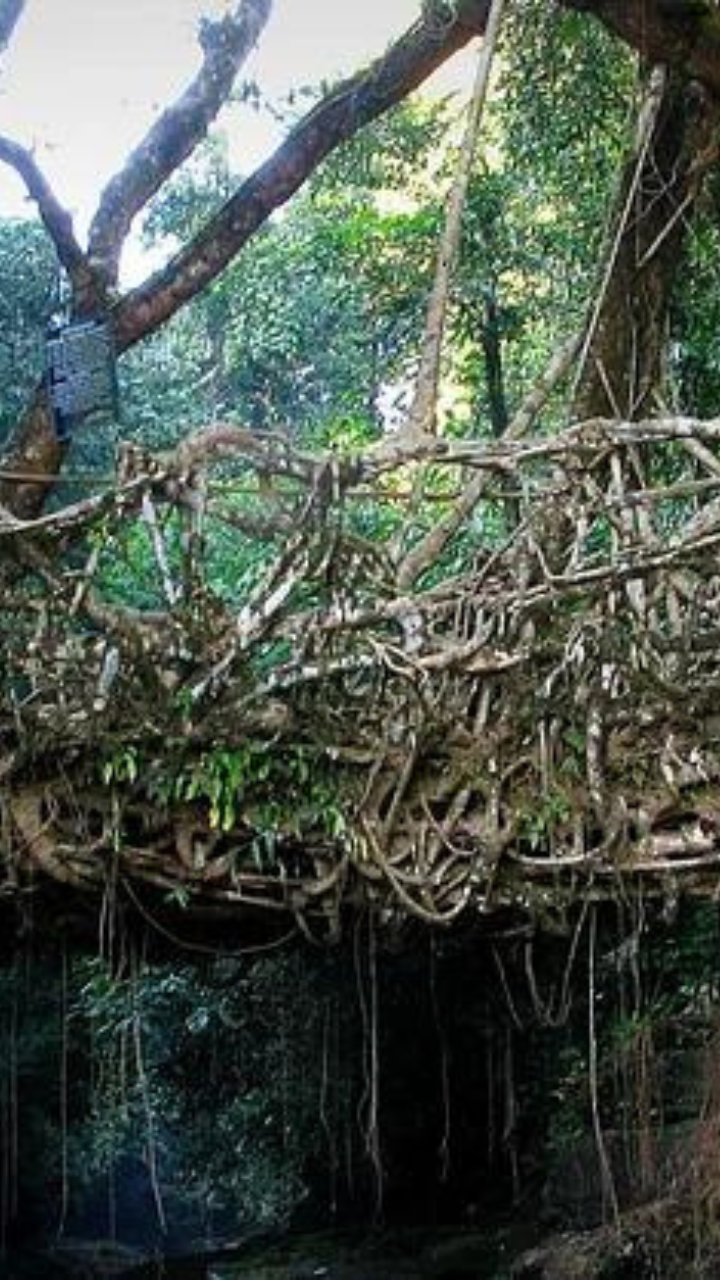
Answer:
[[0, 0, 23, 57], [563, 0, 720, 95], [0, 136, 88, 281], [87, 0, 272, 282], [114, 1, 492, 351], [0, 0, 491, 521]]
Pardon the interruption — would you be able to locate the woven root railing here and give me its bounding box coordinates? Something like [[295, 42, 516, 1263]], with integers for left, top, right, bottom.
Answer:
[[3, 412, 720, 936]]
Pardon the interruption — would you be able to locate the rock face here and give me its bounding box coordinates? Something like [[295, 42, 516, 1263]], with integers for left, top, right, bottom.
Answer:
[[509, 1199, 720, 1280], [510, 1050, 720, 1278]]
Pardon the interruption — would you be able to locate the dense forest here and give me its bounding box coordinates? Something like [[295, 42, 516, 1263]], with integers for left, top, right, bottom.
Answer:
[[4, 0, 720, 1275]]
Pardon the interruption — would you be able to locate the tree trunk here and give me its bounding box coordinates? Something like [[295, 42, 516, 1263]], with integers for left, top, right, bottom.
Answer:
[[0, 391, 61, 521], [564, 0, 720, 97], [480, 281, 509, 437], [573, 73, 719, 420]]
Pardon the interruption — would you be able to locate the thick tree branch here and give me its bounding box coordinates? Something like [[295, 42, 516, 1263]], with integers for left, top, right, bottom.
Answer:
[[87, 0, 272, 282], [0, 1, 487, 522], [563, 0, 720, 95], [0, 0, 23, 57], [114, 0, 492, 351], [0, 136, 88, 281]]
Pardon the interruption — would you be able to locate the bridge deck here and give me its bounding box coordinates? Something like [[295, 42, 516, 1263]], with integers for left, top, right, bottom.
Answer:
[[3, 415, 720, 936]]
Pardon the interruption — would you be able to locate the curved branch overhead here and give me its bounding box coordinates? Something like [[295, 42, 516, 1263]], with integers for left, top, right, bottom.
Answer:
[[0, 136, 87, 281], [87, 0, 272, 282], [114, 0, 493, 350]]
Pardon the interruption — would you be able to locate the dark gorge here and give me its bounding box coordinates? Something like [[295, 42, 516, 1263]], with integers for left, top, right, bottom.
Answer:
[[5, 903, 720, 1278]]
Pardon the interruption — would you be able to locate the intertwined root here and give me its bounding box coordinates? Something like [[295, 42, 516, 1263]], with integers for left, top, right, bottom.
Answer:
[[4, 413, 720, 931]]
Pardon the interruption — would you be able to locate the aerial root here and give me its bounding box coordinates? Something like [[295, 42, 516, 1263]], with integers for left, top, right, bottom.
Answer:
[[4, 416, 720, 928]]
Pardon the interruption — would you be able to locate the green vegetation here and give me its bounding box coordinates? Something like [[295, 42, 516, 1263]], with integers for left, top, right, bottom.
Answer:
[[5, 0, 720, 1272]]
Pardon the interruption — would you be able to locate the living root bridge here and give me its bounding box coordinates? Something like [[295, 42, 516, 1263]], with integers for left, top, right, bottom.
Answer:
[[4, 411, 720, 937]]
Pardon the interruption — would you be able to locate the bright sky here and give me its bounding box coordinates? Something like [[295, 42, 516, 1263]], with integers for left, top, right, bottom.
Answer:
[[0, 1, 475, 283]]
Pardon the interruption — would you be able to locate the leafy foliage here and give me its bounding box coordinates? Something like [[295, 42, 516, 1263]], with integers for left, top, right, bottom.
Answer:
[[0, 220, 58, 443]]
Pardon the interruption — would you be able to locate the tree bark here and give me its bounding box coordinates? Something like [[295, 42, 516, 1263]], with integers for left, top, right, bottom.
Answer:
[[0, 394, 62, 520], [87, 0, 272, 284], [480, 282, 509, 437], [564, 0, 720, 96], [0, 0, 23, 56], [573, 72, 719, 421]]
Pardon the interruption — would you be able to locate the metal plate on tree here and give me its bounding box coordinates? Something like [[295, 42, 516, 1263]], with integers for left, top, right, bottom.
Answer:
[[46, 318, 118, 438]]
